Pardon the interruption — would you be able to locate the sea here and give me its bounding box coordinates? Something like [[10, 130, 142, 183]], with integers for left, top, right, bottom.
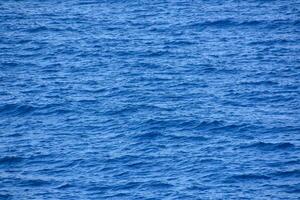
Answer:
[[0, 1, 300, 199]]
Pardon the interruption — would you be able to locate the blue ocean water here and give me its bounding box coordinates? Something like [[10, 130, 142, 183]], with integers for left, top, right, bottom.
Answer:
[[1, 0, 300, 199]]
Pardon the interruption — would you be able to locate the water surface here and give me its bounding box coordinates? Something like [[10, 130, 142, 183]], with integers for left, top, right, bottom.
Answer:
[[1, 1, 300, 199]]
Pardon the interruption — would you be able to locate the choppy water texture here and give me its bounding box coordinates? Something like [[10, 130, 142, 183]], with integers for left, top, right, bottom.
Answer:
[[1, 0, 300, 199]]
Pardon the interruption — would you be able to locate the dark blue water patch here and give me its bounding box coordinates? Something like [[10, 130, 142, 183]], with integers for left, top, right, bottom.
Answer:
[[186, 19, 300, 32], [17, 178, 52, 187], [241, 142, 296, 151], [228, 173, 271, 182], [186, 19, 262, 29], [284, 183, 300, 194], [0, 156, 23, 165], [0, 193, 12, 200]]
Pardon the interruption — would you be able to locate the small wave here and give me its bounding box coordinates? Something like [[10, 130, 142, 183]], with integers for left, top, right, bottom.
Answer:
[[141, 118, 182, 128], [0, 103, 36, 116], [168, 134, 208, 142], [19, 178, 51, 187], [102, 193, 130, 199], [200, 66, 239, 74], [142, 50, 171, 58], [34, 103, 73, 116], [55, 182, 73, 189], [141, 180, 174, 189], [134, 62, 161, 69], [248, 39, 293, 46], [242, 142, 295, 151], [1, 62, 19, 67], [195, 120, 224, 130], [187, 185, 210, 191], [239, 80, 278, 86], [105, 155, 140, 164], [26, 26, 49, 33], [230, 173, 270, 181], [133, 131, 163, 140], [211, 123, 248, 132], [188, 19, 235, 29], [104, 106, 138, 116], [164, 40, 194, 46], [187, 19, 262, 29], [74, 1, 99, 6], [187, 19, 295, 30], [26, 26, 74, 33], [78, 88, 107, 94], [286, 186, 300, 194], [139, 118, 219, 132], [270, 169, 300, 178], [125, 161, 149, 169]]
